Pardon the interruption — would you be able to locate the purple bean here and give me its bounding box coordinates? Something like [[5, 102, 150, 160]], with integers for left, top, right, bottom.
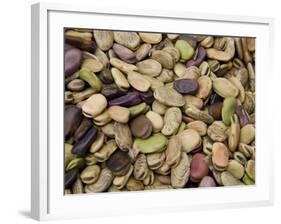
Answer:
[[112, 43, 137, 64], [101, 84, 127, 100], [108, 92, 141, 106], [64, 44, 83, 77], [73, 117, 93, 142], [186, 47, 206, 67], [236, 105, 250, 127], [173, 79, 198, 95], [139, 90, 154, 105], [105, 150, 132, 176], [64, 105, 83, 139], [72, 127, 98, 156]]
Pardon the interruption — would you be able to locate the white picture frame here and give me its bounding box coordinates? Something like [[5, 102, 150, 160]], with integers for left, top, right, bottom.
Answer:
[[31, 2, 275, 221]]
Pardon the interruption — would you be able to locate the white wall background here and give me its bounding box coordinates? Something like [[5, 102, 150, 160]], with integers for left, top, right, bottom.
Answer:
[[0, 0, 279, 223]]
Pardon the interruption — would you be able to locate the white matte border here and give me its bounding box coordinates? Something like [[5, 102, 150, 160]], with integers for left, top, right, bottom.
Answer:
[[31, 2, 274, 221]]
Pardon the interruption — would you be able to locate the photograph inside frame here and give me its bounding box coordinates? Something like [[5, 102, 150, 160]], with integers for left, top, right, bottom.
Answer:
[[64, 29, 255, 195]]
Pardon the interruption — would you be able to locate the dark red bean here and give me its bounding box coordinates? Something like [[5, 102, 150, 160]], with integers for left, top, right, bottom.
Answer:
[[190, 153, 209, 182], [173, 79, 198, 95]]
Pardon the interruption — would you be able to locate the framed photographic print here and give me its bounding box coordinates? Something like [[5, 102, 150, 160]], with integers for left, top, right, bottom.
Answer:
[[31, 2, 274, 221]]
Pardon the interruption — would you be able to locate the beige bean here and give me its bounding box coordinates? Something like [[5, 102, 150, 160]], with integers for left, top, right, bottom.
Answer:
[[187, 120, 207, 136], [127, 71, 151, 92], [139, 32, 162, 44], [196, 76, 212, 99], [111, 68, 130, 89], [145, 111, 164, 133], [82, 94, 107, 118], [108, 106, 130, 123], [178, 129, 202, 153]]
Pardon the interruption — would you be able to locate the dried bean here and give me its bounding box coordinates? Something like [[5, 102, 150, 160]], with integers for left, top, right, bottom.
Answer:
[[64, 29, 255, 194], [173, 79, 198, 95]]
